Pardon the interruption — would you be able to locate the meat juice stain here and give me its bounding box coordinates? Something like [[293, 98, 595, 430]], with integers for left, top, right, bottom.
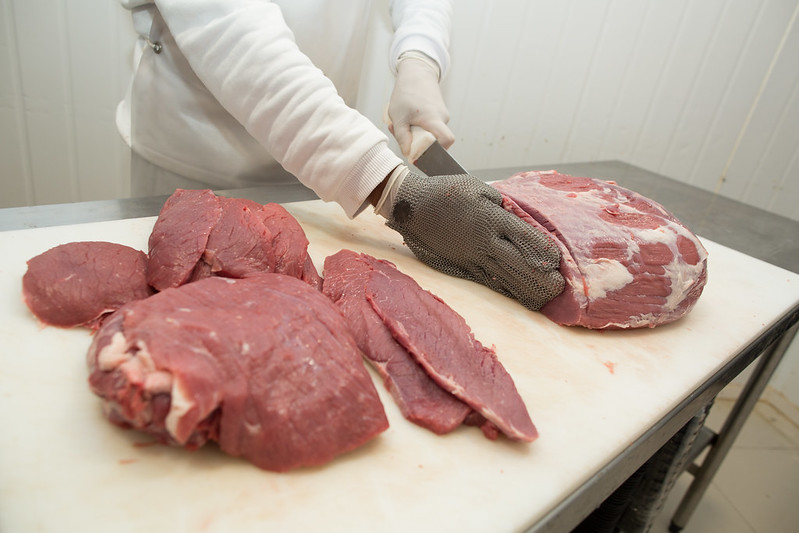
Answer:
[[603, 361, 616, 374], [118, 458, 138, 465]]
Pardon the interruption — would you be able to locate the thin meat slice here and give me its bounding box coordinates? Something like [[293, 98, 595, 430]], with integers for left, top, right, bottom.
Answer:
[[494, 171, 708, 329], [87, 273, 388, 472], [147, 189, 222, 290], [323, 250, 472, 435], [22, 241, 153, 329], [347, 252, 537, 442]]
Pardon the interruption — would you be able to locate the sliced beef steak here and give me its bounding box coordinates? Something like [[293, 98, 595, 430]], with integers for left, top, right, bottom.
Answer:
[[22, 241, 153, 329], [324, 250, 536, 442], [365, 262, 538, 442], [87, 273, 388, 472], [323, 250, 472, 435], [494, 171, 708, 329]]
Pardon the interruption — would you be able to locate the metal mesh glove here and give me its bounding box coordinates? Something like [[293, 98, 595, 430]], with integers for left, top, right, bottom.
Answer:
[[381, 171, 565, 311]]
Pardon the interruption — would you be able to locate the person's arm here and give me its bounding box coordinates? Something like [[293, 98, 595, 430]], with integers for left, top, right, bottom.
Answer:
[[153, 0, 401, 217], [387, 0, 455, 159]]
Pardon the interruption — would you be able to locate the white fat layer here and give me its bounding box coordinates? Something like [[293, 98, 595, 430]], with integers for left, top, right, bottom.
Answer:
[[96, 331, 130, 371], [583, 259, 634, 300], [144, 371, 173, 394], [636, 227, 708, 311], [165, 378, 195, 444]]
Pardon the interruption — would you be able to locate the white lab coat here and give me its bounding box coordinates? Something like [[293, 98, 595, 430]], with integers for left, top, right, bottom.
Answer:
[[117, 0, 452, 217]]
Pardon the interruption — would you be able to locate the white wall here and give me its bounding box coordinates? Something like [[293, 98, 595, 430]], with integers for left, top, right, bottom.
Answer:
[[1, 0, 798, 405], [1, 0, 134, 206], [360, 0, 799, 222]]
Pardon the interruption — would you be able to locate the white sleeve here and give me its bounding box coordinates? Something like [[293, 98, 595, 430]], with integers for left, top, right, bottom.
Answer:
[[389, 0, 453, 76], [153, 0, 401, 217]]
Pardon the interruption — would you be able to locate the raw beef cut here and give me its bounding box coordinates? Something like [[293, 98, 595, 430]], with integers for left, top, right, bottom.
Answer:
[[147, 189, 222, 290], [493, 171, 708, 329], [87, 273, 388, 472], [323, 250, 473, 435], [323, 250, 536, 442], [260, 203, 322, 288], [22, 241, 153, 329], [365, 262, 538, 442], [147, 189, 320, 290], [195, 196, 277, 279]]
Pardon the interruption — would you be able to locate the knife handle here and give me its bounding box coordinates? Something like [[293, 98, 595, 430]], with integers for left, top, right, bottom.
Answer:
[[382, 105, 437, 163], [408, 126, 437, 164]]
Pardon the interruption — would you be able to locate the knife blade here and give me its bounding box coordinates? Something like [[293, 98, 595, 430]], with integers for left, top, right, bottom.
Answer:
[[383, 109, 468, 176], [411, 131, 468, 177]]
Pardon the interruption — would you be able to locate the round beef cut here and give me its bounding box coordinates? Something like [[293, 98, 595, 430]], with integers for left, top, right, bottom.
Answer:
[[493, 171, 708, 329], [87, 273, 388, 472], [22, 241, 153, 329]]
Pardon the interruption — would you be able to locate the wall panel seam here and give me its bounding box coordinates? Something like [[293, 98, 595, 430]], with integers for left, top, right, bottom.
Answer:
[[716, 0, 799, 194], [5, 0, 35, 205]]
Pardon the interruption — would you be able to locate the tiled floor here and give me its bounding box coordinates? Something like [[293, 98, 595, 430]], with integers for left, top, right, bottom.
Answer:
[[649, 398, 799, 533]]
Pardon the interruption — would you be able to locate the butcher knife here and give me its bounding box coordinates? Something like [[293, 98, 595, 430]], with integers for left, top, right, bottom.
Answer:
[[408, 126, 468, 177], [383, 105, 468, 176]]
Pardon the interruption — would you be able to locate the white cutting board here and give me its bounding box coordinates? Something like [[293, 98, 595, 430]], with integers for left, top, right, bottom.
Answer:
[[2, 200, 798, 533]]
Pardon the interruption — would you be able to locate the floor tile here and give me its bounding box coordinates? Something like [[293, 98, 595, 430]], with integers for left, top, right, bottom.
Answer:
[[712, 447, 799, 533], [650, 473, 754, 533], [649, 399, 799, 533], [754, 401, 799, 448], [704, 399, 795, 450]]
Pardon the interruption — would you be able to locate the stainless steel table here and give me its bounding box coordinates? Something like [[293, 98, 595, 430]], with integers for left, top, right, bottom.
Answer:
[[2, 160, 798, 532]]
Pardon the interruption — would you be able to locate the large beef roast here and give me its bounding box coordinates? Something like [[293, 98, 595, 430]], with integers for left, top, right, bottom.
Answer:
[[494, 171, 708, 329], [87, 273, 388, 472]]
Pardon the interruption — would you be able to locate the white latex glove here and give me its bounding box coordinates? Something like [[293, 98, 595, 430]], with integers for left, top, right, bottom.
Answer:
[[387, 52, 455, 160]]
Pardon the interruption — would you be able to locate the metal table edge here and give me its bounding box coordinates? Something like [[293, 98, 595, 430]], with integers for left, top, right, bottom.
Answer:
[[523, 302, 799, 533]]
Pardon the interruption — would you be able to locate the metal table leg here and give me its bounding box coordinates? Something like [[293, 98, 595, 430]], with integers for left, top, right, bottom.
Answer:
[[669, 321, 799, 532]]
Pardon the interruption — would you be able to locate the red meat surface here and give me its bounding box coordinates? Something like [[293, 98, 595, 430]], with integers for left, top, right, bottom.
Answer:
[[323, 250, 473, 435], [147, 190, 320, 289], [22, 241, 153, 329], [494, 171, 708, 329], [87, 273, 388, 472], [365, 262, 538, 442], [324, 250, 536, 442], [147, 189, 222, 290]]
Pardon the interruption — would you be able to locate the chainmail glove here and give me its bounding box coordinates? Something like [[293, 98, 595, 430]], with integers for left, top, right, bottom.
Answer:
[[375, 168, 565, 311]]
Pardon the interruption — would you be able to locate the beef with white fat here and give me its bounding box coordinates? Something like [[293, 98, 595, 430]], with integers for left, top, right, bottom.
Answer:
[[494, 171, 708, 329], [87, 273, 388, 472]]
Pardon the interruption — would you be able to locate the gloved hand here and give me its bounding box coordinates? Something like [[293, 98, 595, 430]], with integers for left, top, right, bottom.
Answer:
[[388, 52, 455, 160], [374, 167, 565, 311]]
